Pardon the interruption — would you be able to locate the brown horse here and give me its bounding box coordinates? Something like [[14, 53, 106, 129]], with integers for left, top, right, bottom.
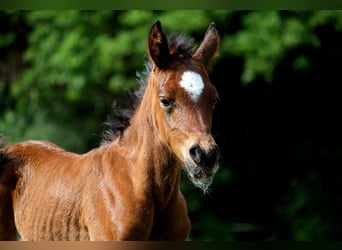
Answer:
[[0, 21, 220, 241]]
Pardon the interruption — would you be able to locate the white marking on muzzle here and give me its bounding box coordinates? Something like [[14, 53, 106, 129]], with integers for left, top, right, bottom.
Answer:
[[179, 71, 204, 103]]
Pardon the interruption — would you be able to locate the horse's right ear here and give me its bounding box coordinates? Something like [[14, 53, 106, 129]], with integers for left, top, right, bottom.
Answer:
[[148, 21, 171, 68], [193, 22, 219, 69]]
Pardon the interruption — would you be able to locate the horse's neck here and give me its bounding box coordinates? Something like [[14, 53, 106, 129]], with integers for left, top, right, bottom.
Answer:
[[111, 90, 181, 203]]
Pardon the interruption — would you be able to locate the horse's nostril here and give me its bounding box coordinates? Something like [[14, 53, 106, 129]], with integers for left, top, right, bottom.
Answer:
[[206, 145, 219, 168], [189, 145, 203, 165], [189, 144, 219, 171]]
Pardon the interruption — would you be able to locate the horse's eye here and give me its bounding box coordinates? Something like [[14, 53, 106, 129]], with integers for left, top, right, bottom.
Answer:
[[212, 98, 220, 109], [212, 98, 219, 109], [160, 98, 172, 108]]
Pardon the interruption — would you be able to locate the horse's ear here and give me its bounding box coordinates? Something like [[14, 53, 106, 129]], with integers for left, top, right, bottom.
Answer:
[[148, 21, 171, 68], [193, 22, 219, 69]]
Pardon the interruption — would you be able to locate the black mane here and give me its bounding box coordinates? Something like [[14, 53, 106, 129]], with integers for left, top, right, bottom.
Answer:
[[102, 33, 196, 143], [101, 62, 151, 143]]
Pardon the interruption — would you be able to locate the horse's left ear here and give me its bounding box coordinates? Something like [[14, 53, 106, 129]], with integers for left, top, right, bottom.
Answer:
[[148, 21, 171, 68], [193, 22, 220, 69]]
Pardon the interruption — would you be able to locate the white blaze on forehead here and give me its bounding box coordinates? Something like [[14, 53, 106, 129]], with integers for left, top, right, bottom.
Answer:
[[179, 71, 204, 103]]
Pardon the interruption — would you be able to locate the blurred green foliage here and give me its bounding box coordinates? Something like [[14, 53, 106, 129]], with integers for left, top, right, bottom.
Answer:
[[1, 10, 342, 240]]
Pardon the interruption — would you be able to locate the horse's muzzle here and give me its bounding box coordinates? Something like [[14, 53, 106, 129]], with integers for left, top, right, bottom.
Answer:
[[189, 144, 219, 177]]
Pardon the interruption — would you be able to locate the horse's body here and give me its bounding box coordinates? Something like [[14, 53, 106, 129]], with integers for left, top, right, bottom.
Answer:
[[0, 21, 220, 241]]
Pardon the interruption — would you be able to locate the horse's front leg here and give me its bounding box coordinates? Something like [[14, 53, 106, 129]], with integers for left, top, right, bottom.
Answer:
[[87, 218, 155, 240], [85, 200, 154, 240], [151, 191, 191, 241]]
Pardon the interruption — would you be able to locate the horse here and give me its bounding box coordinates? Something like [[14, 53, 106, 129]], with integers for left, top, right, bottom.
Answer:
[[0, 20, 220, 241]]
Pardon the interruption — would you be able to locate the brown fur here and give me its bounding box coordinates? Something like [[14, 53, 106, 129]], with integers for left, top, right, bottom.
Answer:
[[0, 21, 220, 241]]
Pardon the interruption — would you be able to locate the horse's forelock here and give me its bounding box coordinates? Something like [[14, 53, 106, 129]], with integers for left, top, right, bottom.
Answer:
[[168, 33, 196, 56]]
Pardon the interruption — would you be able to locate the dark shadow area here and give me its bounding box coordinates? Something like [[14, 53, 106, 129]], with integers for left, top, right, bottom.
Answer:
[[188, 20, 342, 240]]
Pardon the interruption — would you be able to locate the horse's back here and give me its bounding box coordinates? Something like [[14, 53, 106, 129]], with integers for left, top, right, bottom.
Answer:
[[1, 140, 90, 240], [2, 140, 78, 189], [4, 140, 65, 157]]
